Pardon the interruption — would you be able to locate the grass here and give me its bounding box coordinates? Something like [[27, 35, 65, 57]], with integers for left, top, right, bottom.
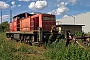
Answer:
[[0, 32, 90, 60], [0, 33, 47, 60], [44, 39, 90, 60]]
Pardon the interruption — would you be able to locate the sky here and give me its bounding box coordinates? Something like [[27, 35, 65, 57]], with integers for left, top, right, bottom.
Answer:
[[0, 0, 90, 23]]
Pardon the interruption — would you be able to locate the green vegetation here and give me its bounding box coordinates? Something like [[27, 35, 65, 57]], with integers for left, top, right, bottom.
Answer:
[[0, 21, 9, 32], [74, 31, 84, 37], [0, 32, 90, 60], [0, 33, 46, 60], [44, 39, 90, 60]]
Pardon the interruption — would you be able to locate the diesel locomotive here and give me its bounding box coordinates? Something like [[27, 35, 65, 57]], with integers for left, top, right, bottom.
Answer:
[[6, 12, 61, 45]]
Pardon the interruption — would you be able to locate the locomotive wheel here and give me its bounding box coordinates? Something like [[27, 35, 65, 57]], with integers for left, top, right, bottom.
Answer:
[[28, 36, 34, 45], [11, 35, 13, 40], [6, 34, 10, 38], [31, 36, 34, 42], [20, 35, 24, 43], [24, 36, 30, 44], [23, 36, 27, 44]]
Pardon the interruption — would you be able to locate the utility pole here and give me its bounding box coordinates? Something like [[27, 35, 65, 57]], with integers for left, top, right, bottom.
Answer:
[[1, 10, 2, 24], [1, 10, 2, 32], [10, 10, 12, 22]]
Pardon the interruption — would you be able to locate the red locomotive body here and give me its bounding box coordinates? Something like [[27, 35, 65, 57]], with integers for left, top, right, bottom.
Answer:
[[10, 13, 56, 32], [20, 17, 31, 31], [12, 18, 20, 32], [6, 12, 57, 44], [9, 22, 12, 31], [42, 14, 56, 30]]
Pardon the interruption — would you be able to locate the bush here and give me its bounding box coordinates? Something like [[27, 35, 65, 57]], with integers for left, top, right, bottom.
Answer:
[[74, 31, 84, 37], [0, 33, 39, 60], [44, 39, 90, 60]]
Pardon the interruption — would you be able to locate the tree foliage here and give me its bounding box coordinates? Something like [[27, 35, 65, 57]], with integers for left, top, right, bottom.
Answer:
[[0, 21, 9, 32]]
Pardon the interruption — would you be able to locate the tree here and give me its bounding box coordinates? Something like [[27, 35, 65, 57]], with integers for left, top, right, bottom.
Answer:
[[0, 21, 9, 32]]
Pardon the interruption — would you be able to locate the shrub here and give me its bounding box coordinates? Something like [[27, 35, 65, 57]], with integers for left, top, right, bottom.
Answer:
[[74, 31, 84, 37], [44, 39, 90, 60]]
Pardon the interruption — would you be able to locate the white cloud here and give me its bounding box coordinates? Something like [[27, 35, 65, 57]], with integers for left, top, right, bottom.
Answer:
[[69, 0, 76, 5], [48, 0, 77, 15], [63, 15, 69, 18], [57, 2, 68, 7], [18, 4, 21, 7], [69, 0, 76, 4], [11, 1, 16, 8], [18, 0, 30, 2], [48, 10, 55, 14], [0, 15, 10, 22], [28, 0, 48, 10], [0, 1, 9, 10], [55, 7, 69, 15], [47, 12, 53, 14], [48, 2, 69, 15]]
